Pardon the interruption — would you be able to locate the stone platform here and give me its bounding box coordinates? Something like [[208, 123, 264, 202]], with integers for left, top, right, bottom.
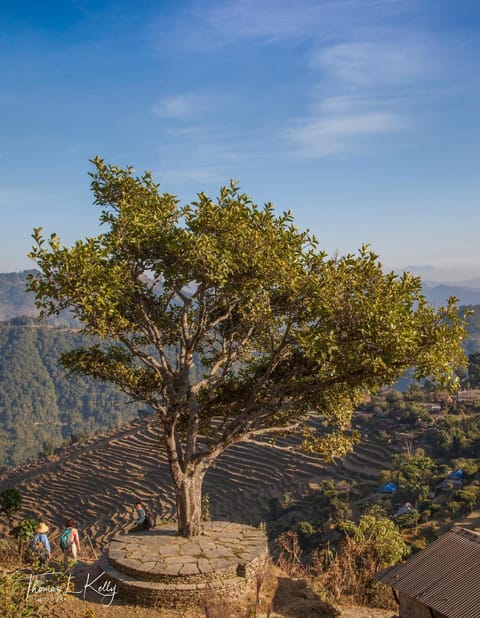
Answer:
[[99, 521, 269, 607]]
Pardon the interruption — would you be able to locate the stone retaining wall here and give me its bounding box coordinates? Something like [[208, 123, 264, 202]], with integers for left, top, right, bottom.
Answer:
[[101, 521, 269, 608]]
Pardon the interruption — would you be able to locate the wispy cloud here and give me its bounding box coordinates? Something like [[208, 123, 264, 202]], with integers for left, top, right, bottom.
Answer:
[[287, 35, 439, 158], [287, 99, 403, 157], [150, 0, 410, 53], [180, 3, 443, 160], [152, 94, 210, 119], [207, 0, 321, 41], [206, 0, 409, 43], [313, 40, 432, 87], [148, 1, 474, 165]]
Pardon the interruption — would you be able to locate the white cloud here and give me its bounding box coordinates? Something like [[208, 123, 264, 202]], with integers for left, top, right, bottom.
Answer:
[[286, 34, 438, 158], [313, 40, 432, 87], [287, 109, 403, 157]]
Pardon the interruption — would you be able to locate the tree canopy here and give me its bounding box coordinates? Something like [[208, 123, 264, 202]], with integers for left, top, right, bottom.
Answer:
[[341, 511, 410, 568], [28, 158, 466, 536]]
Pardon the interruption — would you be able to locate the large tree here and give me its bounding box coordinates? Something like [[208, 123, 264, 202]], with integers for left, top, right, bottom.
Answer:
[[28, 158, 466, 537]]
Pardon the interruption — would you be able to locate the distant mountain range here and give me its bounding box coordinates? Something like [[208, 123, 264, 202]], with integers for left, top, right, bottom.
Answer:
[[0, 270, 38, 321], [403, 266, 480, 305], [3, 269, 480, 316], [0, 270, 78, 325], [422, 280, 480, 307]]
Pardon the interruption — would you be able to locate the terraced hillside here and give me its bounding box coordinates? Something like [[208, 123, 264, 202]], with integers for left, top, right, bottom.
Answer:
[[0, 418, 394, 551]]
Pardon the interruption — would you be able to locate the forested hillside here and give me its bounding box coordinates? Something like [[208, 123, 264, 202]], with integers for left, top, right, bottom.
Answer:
[[0, 317, 138, 468]]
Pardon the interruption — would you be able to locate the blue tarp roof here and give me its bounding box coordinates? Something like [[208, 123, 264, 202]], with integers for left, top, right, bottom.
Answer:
[[447, 469, 464, 479], [376, 482, 398, 494]]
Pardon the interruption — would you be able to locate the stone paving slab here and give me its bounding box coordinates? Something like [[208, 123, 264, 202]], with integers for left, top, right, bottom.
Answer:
[[108, 521, 267, 581], [108, 522, 268, 583], [101, 521, 269, 607]]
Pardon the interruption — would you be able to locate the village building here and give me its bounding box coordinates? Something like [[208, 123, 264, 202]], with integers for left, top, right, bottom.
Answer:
[[435, 469, 465, 493], [376, 526, 480, 618]]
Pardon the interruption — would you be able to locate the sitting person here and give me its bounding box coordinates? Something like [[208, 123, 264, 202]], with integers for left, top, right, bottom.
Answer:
[[128, 501, 152, 533], [30, 522, 51, 565]]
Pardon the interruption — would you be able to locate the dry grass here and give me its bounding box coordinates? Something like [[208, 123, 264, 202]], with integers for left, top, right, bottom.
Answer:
[[1, 551, 395, 618]]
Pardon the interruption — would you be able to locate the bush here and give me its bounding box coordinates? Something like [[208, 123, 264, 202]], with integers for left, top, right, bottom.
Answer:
[[0, 571, 73, 618], [0, 489, 22, 526], [395, 510, 420, 529], [446, 501, 463, 518], [419, 509, 431, 523], [10, 518, 38, 561], [313, 513, 409, 608], [313, 533, 398, 609], [294, 520, 316, 541], [457, 485, 480, 511]]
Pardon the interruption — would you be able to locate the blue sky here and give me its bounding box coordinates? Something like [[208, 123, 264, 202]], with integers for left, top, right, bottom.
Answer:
[[1, 0, 479, 281]]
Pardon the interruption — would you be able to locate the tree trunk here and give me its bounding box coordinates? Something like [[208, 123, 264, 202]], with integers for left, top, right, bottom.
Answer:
[[174, 469, 205, 537]]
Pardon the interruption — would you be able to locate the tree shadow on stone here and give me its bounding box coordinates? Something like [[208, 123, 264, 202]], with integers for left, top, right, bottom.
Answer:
[[272, 577, 339, 618]]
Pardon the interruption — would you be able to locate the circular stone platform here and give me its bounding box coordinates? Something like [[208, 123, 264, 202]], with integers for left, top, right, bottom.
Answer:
[[99, 521, 269, 607]]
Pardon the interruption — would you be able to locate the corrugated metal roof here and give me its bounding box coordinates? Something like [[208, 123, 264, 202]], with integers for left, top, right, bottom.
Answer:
[[376, 527, 480, 618]]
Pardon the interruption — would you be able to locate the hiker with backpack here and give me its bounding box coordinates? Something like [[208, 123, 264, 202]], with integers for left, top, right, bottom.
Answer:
[[128, 500, 152, 533], [29, 522, 51, 565], [60, 518, 80, 567]]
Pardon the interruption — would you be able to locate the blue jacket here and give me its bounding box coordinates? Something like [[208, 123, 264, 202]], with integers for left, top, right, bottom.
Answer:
[[31, 532, 51, 554]]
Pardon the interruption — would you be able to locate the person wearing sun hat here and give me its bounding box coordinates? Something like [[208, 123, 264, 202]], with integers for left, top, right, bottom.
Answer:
[[30, 521, 51, 564]]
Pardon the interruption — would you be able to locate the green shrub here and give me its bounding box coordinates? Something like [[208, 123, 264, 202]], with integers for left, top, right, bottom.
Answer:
[[0, 572, 45, 618], [0, 489, 22, 526], [446, 501, 463, 518], [457, 485, 480, 511], [10, 518, 38, 561], [294, 520, 316, 541], [419, 509, 431, 523], [0, 571, 73, 618], [395, 510, 420, 528]]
